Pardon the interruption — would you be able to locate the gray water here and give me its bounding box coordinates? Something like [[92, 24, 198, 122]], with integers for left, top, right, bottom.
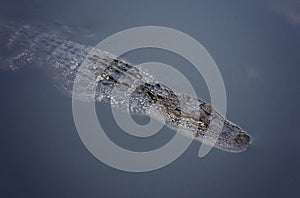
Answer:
[[0, 0, 299, 197]]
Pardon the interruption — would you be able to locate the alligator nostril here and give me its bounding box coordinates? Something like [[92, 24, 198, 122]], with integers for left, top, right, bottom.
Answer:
[[236, 132, 251, 145]]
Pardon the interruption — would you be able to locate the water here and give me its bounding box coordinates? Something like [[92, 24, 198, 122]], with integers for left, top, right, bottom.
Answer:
[[0, 0, 299, 197]]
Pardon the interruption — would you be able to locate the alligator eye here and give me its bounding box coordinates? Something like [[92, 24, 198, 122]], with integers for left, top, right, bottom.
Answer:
[[199, 103, 212, 115]]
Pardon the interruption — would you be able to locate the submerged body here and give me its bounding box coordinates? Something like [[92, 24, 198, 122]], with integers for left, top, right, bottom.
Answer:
[[0, 22, 251, 152]]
